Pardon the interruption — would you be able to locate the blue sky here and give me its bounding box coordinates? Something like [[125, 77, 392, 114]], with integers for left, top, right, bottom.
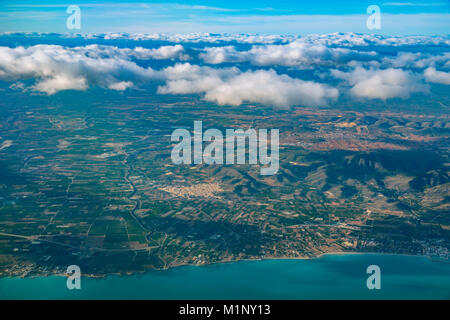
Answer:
[[0, 0, 449, 34]]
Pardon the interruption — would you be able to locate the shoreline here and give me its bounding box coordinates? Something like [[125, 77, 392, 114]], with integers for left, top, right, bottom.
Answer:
[[1, 251, 448, 280]]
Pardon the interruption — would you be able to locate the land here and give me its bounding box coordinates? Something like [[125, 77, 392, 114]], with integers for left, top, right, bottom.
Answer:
[[0, 87, 449, 277]]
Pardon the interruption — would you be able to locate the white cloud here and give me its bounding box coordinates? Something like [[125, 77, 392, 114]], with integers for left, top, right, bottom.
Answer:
[[0, 45, 339, 106], [424, 67, 450, 85], [107, 81, 134, 91], [85, 32, 297, 44], [332, 67, 429, 99], [124, 45, 189, 60], [0, 45, 159, 94], [200, 41, 378, 67], [71, 44, 188, 60], [8, 81, 25, 90], [35, 32, 448, 47], [199, 46, 246, 64], [382, 52, 450, 70], [32, 74, 88, 95], [199, 37, 450, 70], [0, 33, 447, 103], [158, 63, 338, 107]]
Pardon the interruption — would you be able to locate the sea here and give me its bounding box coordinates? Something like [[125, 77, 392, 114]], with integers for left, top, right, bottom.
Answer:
[[0, 254, 449, 300]]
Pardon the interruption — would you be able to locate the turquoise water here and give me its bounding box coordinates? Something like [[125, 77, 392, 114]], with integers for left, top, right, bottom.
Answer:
[[0, 254, 449, 299]]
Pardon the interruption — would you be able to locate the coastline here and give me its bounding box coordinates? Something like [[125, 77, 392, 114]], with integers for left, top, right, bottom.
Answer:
[[2, 251, 449, 300], [1, 250, 448, 280]]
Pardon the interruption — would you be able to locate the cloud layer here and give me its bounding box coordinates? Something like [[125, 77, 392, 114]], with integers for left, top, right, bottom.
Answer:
[[158, 63, 338, 107], [332, 67, 430, 99], [0, 45, 160, 94], [424, 67, 450, 85], [0, 32, 448, 106], [199, 41, 378, 67]]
